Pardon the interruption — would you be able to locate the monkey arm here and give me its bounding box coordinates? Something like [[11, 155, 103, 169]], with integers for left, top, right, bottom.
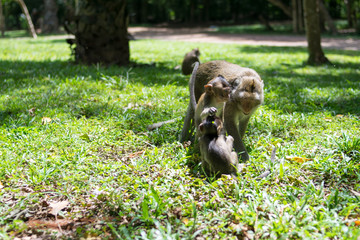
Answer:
[[225, 135, 234, 152], [200, 107, 217, 119]]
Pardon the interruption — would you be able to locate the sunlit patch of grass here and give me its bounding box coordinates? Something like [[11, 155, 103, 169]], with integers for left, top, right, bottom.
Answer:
[[0, 33, 359, 239]]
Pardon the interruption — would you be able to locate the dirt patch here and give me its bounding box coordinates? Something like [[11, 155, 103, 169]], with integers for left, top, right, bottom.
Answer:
[[129, 26, 360, 51]]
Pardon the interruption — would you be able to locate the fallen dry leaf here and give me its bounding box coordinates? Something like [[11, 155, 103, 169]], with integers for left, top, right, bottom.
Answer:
[[127, 150, 145, 158], [27, 219, 73, 229], [286, 156, 313, 163], [41, 117, 52, 125], [28, 107, 36, 116], [182, 218, 189, 225], [49, 200, 69, 216], [350, 190, 360, 197], [345, 220, 360, 226]]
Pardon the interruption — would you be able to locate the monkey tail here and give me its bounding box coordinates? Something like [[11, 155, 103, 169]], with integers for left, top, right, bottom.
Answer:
[[189, 61, 200, 111]]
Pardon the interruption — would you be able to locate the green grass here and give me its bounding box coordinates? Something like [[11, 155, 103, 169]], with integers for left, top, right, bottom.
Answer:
[[213, 22, 293, 34], [0, 34, 359, 239]]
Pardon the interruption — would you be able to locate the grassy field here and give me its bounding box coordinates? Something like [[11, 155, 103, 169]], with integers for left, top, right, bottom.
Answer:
[[0, 34, 359, 239]]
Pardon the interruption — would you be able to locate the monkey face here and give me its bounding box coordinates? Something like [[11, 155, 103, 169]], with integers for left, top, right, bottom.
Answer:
[[193, 48, 200, 57], [207, 75, 231, 102], [232, 77, 264, 115], [199, 120, 217, 135], [199, 116, 223, 136]]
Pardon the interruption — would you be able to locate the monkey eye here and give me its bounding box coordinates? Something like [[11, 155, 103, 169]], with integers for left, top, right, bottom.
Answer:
[[232, 79, 240, 87]]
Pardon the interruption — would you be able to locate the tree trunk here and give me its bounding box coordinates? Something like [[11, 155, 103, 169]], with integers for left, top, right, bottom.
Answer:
[[297, 0, 304, 32], [303, 0, 330, 65], [69, 0, 129, 66], [17, 0, 37, 39], [267, 0, 292, 18], [319, 0, 337, 34], [292, 0, 299, 32], [0, 0, 5, 37], [259, 14, 273, 31], [42, 0, 59, 33], [345, 0, 355, 27], [292, 0, 304, 33]]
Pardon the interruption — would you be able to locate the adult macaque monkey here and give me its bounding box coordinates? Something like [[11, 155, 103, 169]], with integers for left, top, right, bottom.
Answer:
[[180, 60, 264, 161], [198, 115, 239, 177], [181, 48, 200, 75]]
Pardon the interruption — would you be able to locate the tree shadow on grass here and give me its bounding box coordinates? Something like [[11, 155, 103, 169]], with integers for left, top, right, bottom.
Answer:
[[0, 59, 188, 94], [0, 58, 188, 132]]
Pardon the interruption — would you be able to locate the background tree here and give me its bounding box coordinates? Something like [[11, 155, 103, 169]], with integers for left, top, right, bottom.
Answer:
[[0, 0, 5, 36], [345, 0, 357, 27], [16, 0, 37, 38], [42, 0, 58, 33], [292, 0, 304, 33], [66, 0, 129, 66], [303, 0, 330, 65], [319, 0, 337, 34]]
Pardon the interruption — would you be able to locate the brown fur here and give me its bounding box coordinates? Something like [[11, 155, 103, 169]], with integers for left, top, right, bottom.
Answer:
[[199, 115, 239, 177], [181, 48, 200, 75], [180, 60, 264, 161]]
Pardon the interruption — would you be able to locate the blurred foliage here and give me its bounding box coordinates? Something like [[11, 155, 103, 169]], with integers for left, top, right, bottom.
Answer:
[[0, 0, 359, 31]]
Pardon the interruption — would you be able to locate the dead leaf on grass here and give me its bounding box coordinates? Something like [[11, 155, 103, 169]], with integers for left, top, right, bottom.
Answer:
[[324, 118, 332, 122], [286, 156, 313, 163], [182, 218, 189, 225], [127, 150, 144, 158], [49, 201, 69, 216], [27, 219, 73, 229], [345, 219, 360, 226], [350, 190, 360, 197], [28, 107, 36, 116], [41, 117, 52, 125]]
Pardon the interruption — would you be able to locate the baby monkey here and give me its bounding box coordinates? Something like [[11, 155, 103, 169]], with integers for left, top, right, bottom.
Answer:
[[193, 74, 231, 129], [198, 114, 239, 178]]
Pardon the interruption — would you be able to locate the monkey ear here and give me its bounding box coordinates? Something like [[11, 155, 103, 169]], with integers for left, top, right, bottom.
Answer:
[[216, 126, 222, 136], [199, 124, 204, 132], [250, 80, 255, 92], [204, 84, 213, 93]]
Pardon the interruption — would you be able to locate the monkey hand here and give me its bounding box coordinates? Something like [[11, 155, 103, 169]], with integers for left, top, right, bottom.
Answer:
[[209, 107, 217, 116]]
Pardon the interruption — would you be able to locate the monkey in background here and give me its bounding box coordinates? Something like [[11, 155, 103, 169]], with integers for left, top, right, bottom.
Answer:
[[198, 114, 239, 178], [180, 60, 264, 161], [181, 48, 200, 75]]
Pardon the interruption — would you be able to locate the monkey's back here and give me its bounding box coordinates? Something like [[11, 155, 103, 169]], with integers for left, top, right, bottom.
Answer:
[[195, 60, 260, 101], [200, 135, 237, 175], [182, 54, 200, 75]]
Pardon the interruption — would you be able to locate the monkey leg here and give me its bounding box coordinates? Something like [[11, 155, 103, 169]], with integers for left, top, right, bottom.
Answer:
[[225, 135, 234, 151], [224, 119, 249, 161], [179, 102, 195, 142], [238, 117, 250, 139]]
